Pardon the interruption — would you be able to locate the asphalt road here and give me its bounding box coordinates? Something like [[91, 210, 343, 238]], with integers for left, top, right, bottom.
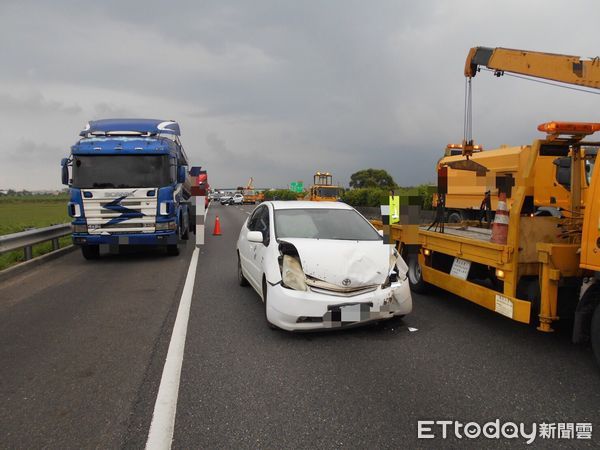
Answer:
[[1, 202, 599, 449]]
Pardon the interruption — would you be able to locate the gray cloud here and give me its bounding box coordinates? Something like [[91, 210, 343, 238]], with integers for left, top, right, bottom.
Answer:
[[3, 138, 64, 164], [93, 102, 137, 119], [0, 91, 81, 115], [1, 0, 599, 190]]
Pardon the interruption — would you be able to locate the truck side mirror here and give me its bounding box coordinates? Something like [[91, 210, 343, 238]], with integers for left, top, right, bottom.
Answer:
[[177, 166, 186, 184], [61, 158, 69, 185]]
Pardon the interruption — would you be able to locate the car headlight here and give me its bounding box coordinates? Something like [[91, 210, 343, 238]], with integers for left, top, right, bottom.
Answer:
[[281, 255, 307, 291], [156, 221, 177, 231]]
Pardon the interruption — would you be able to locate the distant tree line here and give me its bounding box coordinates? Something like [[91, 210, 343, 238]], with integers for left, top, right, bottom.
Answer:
[[0, 189, 69, 197], [341, 168, 435, 209]]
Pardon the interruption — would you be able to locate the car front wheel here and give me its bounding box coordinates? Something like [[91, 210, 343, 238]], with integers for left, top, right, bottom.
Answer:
[[263, 279, 276, 329], [238, 254, 249, 287]]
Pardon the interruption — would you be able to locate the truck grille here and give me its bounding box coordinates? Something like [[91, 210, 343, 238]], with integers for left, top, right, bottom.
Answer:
[[82, 188, 158, 234]]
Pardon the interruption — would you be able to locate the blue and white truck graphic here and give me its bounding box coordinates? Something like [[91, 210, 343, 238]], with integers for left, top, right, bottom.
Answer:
[[61, 118, 194, 259]]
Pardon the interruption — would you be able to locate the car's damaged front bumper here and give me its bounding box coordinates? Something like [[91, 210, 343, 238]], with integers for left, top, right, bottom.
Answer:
[[266, 278, 412, 331]]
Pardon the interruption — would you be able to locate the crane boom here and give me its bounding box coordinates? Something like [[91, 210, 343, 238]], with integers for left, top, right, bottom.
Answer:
[[465, 47, 600, 89]]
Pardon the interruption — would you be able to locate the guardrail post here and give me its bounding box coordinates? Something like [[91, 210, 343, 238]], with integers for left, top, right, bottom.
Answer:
[[24, 246, 33, 261], [52, 238, 59, 251]]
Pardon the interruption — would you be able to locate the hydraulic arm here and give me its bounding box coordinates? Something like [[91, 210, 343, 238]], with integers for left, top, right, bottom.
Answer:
[[464, 47, 600, 89]]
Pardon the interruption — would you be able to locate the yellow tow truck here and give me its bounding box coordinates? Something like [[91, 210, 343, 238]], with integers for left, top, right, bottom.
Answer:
[[379, 46, 600, 364]]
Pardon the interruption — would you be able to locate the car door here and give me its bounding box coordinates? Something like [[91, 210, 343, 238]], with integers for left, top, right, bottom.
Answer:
[[246, 205, 271, 290], [239, 206, 263, 290]]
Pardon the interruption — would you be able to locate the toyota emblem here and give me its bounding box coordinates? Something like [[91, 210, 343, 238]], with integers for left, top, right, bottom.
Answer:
[[342, 278, 352, 287]]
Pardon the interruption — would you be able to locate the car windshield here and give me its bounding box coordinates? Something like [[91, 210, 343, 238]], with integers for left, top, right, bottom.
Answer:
[[274, 208, 381, 241], [72, 155, 172, 188]]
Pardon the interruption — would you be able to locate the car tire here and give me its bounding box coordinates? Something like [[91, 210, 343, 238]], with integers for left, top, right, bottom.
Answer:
[[81, 245, 100, 260], [238, 254, 249, 287], [263, 278, 276, 329], [407, 253, 429, 294]]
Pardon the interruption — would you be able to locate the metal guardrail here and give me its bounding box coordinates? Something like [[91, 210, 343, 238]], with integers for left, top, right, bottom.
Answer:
[[0, 223, 71, 260]]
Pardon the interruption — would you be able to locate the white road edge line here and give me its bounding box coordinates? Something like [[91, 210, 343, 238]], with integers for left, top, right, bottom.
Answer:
[[145, 247, 200, 450]]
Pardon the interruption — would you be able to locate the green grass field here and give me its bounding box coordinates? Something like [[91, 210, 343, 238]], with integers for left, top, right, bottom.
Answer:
[[0, 195, 71, 270]]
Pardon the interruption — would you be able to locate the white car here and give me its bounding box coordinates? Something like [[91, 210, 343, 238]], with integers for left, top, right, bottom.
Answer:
[[236, 201, 412, 330], [232, 193, 244, 205]]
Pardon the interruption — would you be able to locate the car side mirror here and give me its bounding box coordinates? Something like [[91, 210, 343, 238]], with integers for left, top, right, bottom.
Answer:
[[247, 231, 264, 243], [61, 158, 69, 185]]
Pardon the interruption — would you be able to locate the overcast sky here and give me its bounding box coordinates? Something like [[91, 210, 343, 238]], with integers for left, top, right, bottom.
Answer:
[[1, 0, 599, 190]]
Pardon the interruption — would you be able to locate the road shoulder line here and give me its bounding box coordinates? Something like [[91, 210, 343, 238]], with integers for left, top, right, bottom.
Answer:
[[145, 246, 200, 449]]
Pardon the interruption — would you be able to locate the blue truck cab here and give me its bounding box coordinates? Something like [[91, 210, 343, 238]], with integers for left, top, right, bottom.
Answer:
[[62, 119, 193, 259]]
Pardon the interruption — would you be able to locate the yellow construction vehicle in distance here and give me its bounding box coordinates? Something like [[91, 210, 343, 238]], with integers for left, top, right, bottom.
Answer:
[[241, 177, 264, 204], [306, 171, 342, 201]]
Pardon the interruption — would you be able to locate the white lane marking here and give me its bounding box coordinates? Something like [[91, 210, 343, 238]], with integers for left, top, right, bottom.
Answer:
[[145, 247, 200, 450]]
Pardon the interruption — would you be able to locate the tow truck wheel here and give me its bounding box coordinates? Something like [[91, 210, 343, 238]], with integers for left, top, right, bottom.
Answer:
[[591, 305, 600, 365], [407, 253, 429, 294], [81, 245, 100, 260], [517, 277, 541, 326], [447, 211, 462, 223]]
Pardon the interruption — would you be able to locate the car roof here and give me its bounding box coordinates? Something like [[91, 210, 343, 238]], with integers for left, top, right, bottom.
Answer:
[[268, 201, 354, 210]]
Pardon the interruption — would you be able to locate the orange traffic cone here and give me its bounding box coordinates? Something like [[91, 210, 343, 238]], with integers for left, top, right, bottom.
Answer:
[[213, 215, 222, 236], [490, 192, 509, 244]]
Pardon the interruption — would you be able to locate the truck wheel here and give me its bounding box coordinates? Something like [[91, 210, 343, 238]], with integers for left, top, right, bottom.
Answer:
[[407, 254, 429, 294], [181, 215, 190, 240], [592, 305, 600, 365], [81, 245, 100, 260], [167, 226, 181, 256], [238, 254, 249, 287], [167, 244, 180, 256], [447, 211, 462, 223]]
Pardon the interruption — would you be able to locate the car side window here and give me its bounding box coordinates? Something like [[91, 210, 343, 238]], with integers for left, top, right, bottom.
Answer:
[[257, 207, 270, 245], [247, 206, 264, 231]]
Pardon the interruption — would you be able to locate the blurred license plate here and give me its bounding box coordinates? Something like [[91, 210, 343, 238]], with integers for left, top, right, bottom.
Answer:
[[118, 236, 129, 245], [324, 303, 372, 325], [340, 304, 362, 322]]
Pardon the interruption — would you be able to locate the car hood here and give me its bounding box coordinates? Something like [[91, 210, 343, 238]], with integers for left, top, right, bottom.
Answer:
[[278, 238, 395, 287]]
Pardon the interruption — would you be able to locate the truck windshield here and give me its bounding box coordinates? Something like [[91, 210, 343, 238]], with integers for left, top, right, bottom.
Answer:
[[275, 208, 381, 241], [72, 155, 172, 188], [316, 187, 339, 197]]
